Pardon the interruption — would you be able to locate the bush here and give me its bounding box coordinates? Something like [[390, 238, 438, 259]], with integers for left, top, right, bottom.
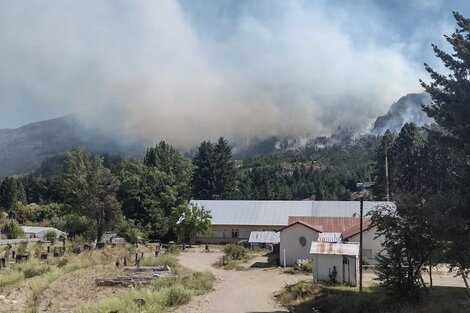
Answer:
[[1, 219, 23, 239], [163, 286, 192, 306], [45, 230, 57, 242], [116, 219, 146, 244], [223, 244, 248, 260], [17, 241, 28, 254]]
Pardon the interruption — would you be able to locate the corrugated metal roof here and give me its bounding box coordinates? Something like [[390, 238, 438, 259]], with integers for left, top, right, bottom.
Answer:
[[190, 200, 393, 226], [21, 226, 67, 235], [318, 232, 342, 243], [191, 200, 314, 226], [288, 216, 360, 233], [278, 221, 322, 232], [312, 201, 392, 217], [342, 219, 373, 239], [248, 231, 280, 244], [310, 241, 359, 256]]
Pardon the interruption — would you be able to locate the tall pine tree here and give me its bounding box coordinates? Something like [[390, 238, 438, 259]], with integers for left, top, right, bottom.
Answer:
[[420, 11, 470, 294]]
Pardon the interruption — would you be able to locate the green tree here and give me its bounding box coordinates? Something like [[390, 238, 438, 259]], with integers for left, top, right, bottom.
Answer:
[[173, 203, 212, 243], [0, 177, 26, 213], [213, 137, 237, 199], [60, 147, 122, 241], [144, 141, 193, 200], [371, 198, 439, 299], [0, 219, 24, 239], [420, 11, 470, 294], [192, 141, 216, 199], [392, 123, 424, 194]]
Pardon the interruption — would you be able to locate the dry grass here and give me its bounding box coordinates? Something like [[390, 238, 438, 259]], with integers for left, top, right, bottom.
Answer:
[[275, 281, 470, 313], [74, 270, 215, 313]]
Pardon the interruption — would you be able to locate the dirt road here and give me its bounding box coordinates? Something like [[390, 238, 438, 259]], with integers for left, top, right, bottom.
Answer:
[[173, 249, 309, 313]]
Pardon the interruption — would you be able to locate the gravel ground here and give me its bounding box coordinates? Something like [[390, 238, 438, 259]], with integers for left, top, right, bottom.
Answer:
[[172, 248, 309, 313]]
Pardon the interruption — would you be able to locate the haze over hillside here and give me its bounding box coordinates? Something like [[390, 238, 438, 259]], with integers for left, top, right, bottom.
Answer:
[[2, 1, 462, 150], [0, 93, 434, 176]]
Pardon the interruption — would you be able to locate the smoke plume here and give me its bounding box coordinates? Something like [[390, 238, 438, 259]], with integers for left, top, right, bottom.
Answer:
[[0, 1, 457, 149]]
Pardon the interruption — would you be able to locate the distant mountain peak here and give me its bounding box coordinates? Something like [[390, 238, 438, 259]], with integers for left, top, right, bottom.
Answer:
[[370, 92, 433, 135]]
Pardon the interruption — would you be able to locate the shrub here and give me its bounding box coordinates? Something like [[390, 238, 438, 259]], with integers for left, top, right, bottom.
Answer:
[[1, 219, 23, 239], [164, 286, 192, 306], [116, 219, 146, 244], [45, 230, 57, 242], [17, 241, 28, 254], [223, 244, 248, 260]]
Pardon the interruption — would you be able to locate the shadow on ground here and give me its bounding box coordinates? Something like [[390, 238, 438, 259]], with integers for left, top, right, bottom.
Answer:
[[250, 253, 279, 269]]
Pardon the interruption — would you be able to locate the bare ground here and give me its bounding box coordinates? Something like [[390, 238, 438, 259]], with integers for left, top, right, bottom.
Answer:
[[172, 248, 310, 313]]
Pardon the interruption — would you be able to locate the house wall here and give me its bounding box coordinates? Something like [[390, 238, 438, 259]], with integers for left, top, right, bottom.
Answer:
[[348, 226, 383, 264], [312, 254, 357, 286], [279, 224, 319, 266], [195, 225, 280, 244]]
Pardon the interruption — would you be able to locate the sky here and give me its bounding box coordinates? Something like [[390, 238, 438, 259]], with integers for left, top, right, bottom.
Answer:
[[0, 0, 469, 147]]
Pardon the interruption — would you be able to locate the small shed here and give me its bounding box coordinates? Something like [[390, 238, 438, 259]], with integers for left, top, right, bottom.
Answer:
[[21, 226, 67, 240], [310, 241, 359, 286], [248, 231, 280, 244]]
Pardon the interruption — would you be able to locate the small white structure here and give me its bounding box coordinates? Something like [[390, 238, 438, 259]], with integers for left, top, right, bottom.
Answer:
[[279, 221, 320, 266], [248, 231, 280, 244], [310, 241, 359, 286], [21, 226, 67, 240]]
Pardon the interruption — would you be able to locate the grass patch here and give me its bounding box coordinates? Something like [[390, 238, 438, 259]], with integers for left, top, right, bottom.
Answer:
[[0, 270, 24, 288], [275, 281, 470, 313], [140, 254, 177, 268], [0, 259, 50, 289], [75, 270, 215, 313]]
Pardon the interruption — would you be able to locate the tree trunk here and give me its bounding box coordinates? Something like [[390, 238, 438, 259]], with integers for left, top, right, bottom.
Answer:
[[462, 272, 470, 298], [429, 263, 433, 288]]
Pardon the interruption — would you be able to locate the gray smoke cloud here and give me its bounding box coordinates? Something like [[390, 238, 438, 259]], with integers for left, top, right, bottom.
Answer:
[[0, 0, 458, 149]]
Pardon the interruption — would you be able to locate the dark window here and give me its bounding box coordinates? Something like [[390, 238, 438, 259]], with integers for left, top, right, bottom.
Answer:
[[232, 229, 239, 238]]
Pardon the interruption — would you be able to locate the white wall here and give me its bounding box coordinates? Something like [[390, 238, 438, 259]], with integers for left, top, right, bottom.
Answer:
[[348, 226, 383, 264], [312, 254, 357, 286], [280, 224, 319, 266]]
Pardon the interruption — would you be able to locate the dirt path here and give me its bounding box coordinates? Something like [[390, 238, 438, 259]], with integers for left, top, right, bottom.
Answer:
[[173, 249, 309, 313]]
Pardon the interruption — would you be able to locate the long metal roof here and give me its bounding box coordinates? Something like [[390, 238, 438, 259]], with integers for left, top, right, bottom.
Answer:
[[248, 231, 280, 244], [190, 200, 393, 226], [21, 226, 67, 235], [191, 200, 314, 226]]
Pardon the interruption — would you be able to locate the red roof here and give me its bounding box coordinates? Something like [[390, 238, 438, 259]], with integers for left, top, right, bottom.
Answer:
[[278, 220, 322, 233], [341, 219, 373, 239], [288, 216, 372, 238]]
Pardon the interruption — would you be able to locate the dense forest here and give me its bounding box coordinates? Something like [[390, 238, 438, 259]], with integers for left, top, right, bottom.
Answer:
[[0, 133, 378, 242]]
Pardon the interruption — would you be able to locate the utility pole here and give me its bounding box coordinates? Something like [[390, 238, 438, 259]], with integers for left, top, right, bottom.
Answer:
[[385, 153, 390, 202], [359, 197, 363, 292]]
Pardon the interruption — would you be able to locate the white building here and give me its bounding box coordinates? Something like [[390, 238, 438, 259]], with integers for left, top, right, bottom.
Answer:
[[191, 200, 391, 244], [310, 241, 359, 286], [279, 221, 320, 266], [21, 226, 67, 240]]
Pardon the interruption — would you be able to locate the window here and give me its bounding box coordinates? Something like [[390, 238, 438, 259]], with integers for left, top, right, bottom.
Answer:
[[232, 229, 239, 238]]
